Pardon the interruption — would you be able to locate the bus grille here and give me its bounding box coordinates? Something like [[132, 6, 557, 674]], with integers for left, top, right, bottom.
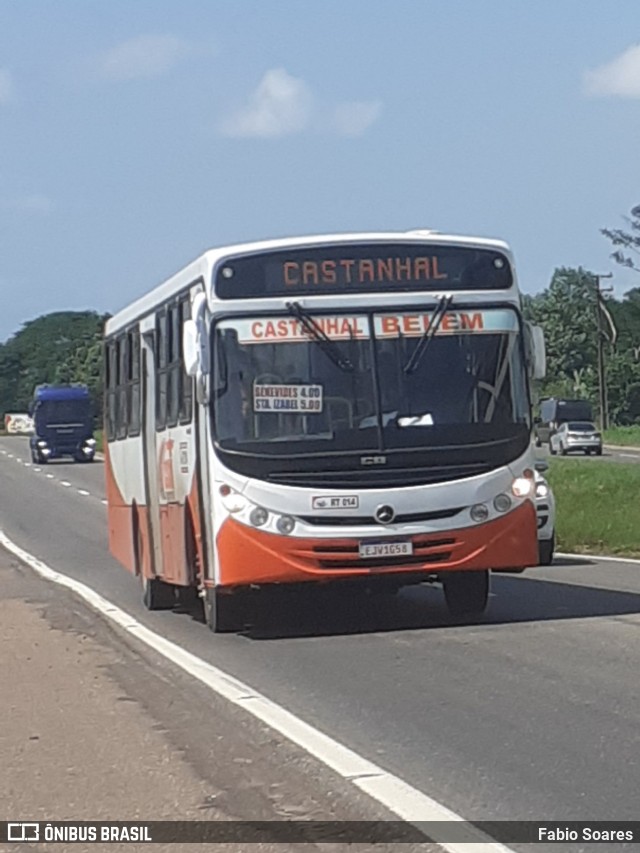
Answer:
[[298, 507, 464, 526], [308, 536, 456, 571]]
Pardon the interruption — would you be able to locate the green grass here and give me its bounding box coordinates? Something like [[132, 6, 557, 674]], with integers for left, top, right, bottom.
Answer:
[[546, 458, 640, 557], [95, 429, 103, 453], [603, 425, 640, 447]]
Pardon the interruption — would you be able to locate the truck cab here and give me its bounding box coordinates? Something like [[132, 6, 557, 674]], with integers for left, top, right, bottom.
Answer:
[[29, 385, 97, 464]]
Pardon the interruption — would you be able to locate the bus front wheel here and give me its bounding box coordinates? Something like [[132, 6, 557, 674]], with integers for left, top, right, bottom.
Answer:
[[442, 570, 489, 616], [203, 588, 246, 633], [141, 574, 176, 610]]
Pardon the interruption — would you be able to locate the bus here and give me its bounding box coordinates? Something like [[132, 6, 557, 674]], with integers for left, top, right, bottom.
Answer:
[[104, 231, 546, 631]]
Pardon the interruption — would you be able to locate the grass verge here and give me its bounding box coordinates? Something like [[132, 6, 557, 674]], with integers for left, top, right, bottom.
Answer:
[[95, 429, 103, 453], [603, 425, 640, 447], [546, 459, 640, 558]]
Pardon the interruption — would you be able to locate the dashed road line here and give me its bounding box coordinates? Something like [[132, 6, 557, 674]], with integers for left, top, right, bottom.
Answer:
[[0, 450, 106, 503]]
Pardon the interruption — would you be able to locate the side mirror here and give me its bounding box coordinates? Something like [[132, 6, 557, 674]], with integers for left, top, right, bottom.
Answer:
[[182, 292, 210, 404], [183, 320, 199, 377], [525, 323, 546, 380], [534, 460, 549, 473]]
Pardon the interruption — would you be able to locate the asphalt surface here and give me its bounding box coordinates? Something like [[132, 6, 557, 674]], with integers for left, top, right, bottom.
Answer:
[[2, 435, 640, 852], [536, 442, 640, 464], [0, 555, 427, 853]]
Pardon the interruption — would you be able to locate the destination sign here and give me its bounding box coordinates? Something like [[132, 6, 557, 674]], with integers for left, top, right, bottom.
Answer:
[[214, 243, 512, 298], [227, 309, 517, 345]]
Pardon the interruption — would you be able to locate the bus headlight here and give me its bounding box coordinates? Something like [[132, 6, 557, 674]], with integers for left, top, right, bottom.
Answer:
[[535, 481, 549, 498], [276, 515, 296, 535], [512, 476, 534, 497], [221, 489, 247, 514], [493, 493, 512, 513], [249, 506, 269, 527], [470, 503, 489, 522]]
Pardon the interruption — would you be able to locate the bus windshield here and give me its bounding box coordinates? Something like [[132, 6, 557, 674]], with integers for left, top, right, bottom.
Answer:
[[212, 306, 529, 464]]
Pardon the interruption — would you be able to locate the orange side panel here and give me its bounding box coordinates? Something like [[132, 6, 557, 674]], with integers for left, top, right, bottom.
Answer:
[[104, 442, 135, 575], [186, 472, 205, 585], [216, 500, 538, 588], [159, 503, 188, 585]]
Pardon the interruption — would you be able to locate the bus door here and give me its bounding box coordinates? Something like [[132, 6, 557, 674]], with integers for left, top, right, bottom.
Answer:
[[140, 331, 164, 579]]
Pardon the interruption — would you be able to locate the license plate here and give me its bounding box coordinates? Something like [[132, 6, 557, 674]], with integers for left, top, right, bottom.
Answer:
[[359, 540, 413, 559]]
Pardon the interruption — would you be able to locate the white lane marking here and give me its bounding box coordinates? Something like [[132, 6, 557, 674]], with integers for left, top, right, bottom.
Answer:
[[46, 473, 54, 479], [34, 467, 42, 473], [0, 530, 511, 853], [60, 481, 72, 487], [619, 453, 640, 459], [101, 499, 108, 505], [557, 551, 640, 566], [24, 462, 31, 468], [8, 454, 13, 458], [78, 489, 90, 497]]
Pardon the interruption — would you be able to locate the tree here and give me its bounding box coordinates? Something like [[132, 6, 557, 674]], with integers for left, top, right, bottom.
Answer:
[[0, 311, 108, 422], [523, 267, 598, 404], [601, 205, 640, 273]]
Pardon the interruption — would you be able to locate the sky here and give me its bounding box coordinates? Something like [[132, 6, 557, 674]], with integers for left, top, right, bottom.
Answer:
[[2, 0, 640, 342]]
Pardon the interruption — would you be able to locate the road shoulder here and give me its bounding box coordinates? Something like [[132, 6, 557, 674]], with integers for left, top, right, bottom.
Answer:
[[0, 551, 434, 852]]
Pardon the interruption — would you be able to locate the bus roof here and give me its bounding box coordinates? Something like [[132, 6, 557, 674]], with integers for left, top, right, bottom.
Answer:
[[105, 230, 515, 336]]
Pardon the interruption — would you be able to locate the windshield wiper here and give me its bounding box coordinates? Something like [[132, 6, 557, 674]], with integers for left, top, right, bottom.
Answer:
[[286, 302, 354, 372], [402, 294, 453, 375]]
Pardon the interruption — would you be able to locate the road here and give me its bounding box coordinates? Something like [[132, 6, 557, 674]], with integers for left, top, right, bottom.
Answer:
[[536, 442, 640, 464], [2, 435, 640, 851]]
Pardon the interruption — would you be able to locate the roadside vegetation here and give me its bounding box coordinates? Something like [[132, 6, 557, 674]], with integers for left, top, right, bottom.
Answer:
[[603, 425, 640, 447], [546, 459, 640, 557]]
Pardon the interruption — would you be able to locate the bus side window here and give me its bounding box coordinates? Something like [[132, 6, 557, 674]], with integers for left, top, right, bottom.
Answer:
[[156, 311, 168, 430], [179, 297, 193, 424], [167, 303, 180, 428], [116, 334, 129, 440], [106, 341, 118, 440], [129, 330, 141, 437]]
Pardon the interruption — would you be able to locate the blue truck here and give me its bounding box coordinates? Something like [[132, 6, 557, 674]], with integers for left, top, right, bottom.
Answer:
[[29, 384, 97, 464]]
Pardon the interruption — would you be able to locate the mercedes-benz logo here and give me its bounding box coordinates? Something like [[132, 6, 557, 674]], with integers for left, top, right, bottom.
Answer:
[[375, 504, 395, 525]]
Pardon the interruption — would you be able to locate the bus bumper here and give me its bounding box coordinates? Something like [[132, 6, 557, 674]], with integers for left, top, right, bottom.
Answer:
[[215, 500, 538, 588]]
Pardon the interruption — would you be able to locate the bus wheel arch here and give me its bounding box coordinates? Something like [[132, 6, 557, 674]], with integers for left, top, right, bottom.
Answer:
[[133, 504, 175, 610], [203, 587, 246, 633]]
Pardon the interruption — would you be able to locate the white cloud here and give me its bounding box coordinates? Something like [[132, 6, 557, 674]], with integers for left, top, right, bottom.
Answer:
[[584, 43, 640, 97], [0, 69, 13, 104], [100, 34, 190, 81], [220, 68, 313, 138], [332, 100, 382, 137]]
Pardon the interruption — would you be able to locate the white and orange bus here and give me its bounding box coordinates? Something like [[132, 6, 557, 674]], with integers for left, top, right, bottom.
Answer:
[[104, 231, 545, 631]]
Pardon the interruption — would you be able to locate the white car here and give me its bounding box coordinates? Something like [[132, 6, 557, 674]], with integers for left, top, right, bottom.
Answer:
[[534, 462, 556, 565], [549, 421, 602, 456]]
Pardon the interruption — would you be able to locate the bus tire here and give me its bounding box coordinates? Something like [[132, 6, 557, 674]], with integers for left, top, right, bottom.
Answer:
[[203, 588, 245, 633], [142, 574, 176, 610], [442, 570, 489, 616]]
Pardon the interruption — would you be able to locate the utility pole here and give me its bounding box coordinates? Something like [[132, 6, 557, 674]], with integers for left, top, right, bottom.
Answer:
[[592, 272, 613, 431]]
